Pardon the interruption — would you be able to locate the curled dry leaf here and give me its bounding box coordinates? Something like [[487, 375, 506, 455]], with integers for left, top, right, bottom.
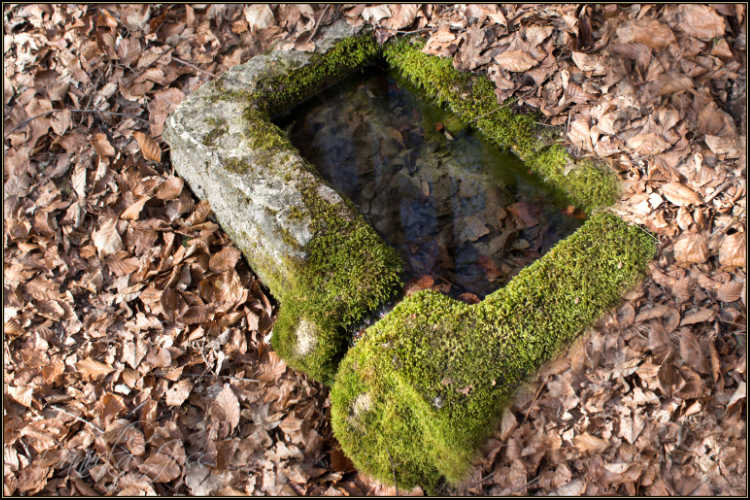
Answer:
[[719, 232, 746, 268], [120, 195, 152, 220], [156, 177, 184, 200], [91, 133, 116, 157], [133, 131, 163, 162], [384, 4, 419, 30], [92, 216, 124, 257], [493, 50, 538, 72], [673, 233, 709, 264], [421, 28, 457, 58], [662, 182, 703, 207], [244, 4, 275, 32], [361, 5, 392, 25], [571, 51, 607, 75], [165, 379, 194, 406]]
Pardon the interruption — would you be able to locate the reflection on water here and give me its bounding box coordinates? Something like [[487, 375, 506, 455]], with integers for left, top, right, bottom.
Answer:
[[275, 66, 584, 300]]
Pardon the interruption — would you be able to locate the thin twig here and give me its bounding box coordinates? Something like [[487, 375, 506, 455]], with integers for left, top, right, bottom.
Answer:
[[5, 109, 149, 138], [51, 405, 104, 435], [520, 375, 548, 427], [473, 99, 517, 124], [180, 373, 260, 383], [173, 56, 218, 79], [379, 26, 440, 35], [385, 446, 399, 497], [412, 255, 460, 290], [309, 4, 330, 42], [124, 45, 175, 88]]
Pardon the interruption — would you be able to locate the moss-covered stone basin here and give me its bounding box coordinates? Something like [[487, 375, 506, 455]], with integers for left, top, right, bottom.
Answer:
[[163, 20, 655, 490]]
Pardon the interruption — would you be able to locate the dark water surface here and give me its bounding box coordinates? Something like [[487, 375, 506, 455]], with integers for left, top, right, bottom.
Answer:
[[275, 66, 584, 300]]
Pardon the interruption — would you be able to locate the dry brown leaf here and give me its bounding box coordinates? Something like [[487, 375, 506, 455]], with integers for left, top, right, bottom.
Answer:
[[662, 182, 703, 207], [673, 233, 709, 264], [156, 177, 184, 200], [165, 379, 194, 406], [213, 269, 243, 303], [422, 28, 457, 58], [679, 5, 726, 39], [572, 432, 610, 455], [681, 308, 716, 326], [138, 453, 181, 483], [121, 195, 153, 220], [92, 216, 124, 258], [133, 131, 163, 162], [493, 50, 538, 72], [361, 5, 392, 24], [209, 384, 241, 432], [71, 162, 87, 199], [626, 133, 671, 156], [209, 246, 241, 274], [719, 232, 746, 268], [384, 4, 419, 30], [716, 280, 743, 303], [77, 357, 115, 381], [648, 321, 674, 364], [679, 329, 710, 374], [8, 385, 33, 407], [244, 4, 275, 32], [571, 51, 607, 75], [101, 393, 127, 424], [647, 72, 695, 96], [616, 18, 676, 51], [91, 133, 115, 157], [499, 409, 518, 441]]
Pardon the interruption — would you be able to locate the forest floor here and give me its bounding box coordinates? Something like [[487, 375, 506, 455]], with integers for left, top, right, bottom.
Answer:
[[3, 4, 746, 496]]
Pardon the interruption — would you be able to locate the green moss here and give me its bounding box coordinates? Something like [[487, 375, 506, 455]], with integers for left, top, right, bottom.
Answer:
[[225, 157, 252, 174], [381, 37, 619, 213], [331, 213, 655, 491], [271, 178, 404, 384], [202, 117, 228, 147], [254, 35, 381, 116], [287, 206, 304, 221]]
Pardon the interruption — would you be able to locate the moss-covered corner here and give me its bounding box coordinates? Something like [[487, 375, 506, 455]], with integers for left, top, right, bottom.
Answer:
[[271, 182, 403, 384], [331, 213, 655, 490], [382, 37, 619, 213], [217, 33, 403, 385]]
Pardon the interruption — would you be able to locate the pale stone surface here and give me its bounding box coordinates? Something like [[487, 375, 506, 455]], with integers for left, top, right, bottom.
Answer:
[[163, 20, 362, 291]]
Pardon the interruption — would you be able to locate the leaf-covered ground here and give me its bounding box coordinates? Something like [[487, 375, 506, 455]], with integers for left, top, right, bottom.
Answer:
[[3, 4, 746, 496]]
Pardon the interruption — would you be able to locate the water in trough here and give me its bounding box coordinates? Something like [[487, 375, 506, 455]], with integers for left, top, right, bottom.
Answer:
[[275, 65, 584, 305]]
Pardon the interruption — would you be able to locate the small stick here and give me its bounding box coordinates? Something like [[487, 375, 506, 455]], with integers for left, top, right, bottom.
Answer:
[[385, 446, 399, 497], [51, 405, 104, 435], [520, 375, 548, 427], [124, 45, 175, 88], [379, 26, 440, 34], [180, 374, 260, 383], [473, 99, 516, 124], [173, 56, 218, 79], [309, 4, 330, 42]]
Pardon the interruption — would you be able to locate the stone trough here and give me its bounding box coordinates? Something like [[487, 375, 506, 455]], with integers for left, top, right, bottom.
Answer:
[[164, 21, 655, 492]]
